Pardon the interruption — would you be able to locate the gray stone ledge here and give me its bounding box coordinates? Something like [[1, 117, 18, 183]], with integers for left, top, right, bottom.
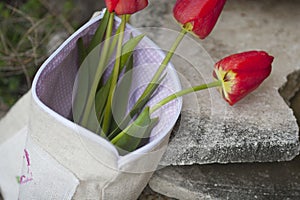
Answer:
[[150, 157, 300, 200], [160, 110, 299, 166]]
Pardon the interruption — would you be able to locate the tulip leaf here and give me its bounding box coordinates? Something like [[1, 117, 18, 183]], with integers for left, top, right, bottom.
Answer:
[[101, 34, 140, 134], [77, 37, 86, 65], [73, 11, 115, 129], [120, 34, 145, 70], [107, 73, 166, 140], [109, 54, 134, 133], [73, 44, 103, 132], [129, 73, 167, 116], [95, 76, 112, 122], [87, 9, 110, 53], [111, 107, 159, 155], [125, 46, 135, 73], [136, 116, 159, 149]]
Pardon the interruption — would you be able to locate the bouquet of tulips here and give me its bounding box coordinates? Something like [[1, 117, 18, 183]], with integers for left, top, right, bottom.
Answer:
[[73, 0, 274, 155]]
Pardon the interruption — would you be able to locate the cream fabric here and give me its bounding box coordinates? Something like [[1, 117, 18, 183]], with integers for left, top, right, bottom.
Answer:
[[0, 92, 30, 199], [0, 10, 182, 200], [0, 127, 27, 200], [0, 92, 79, 200]]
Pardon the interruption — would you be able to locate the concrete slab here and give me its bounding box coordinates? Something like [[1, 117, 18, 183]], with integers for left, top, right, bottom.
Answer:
[[131, 0, 300, 165], [149, 156, 300, 200]]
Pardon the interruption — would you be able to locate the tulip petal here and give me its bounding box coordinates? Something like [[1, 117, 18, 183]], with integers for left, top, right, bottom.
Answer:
[[105, 0, 119, 13], [214, 51, 274, 105], [105, 0, 148, 15], [173, 0, 226, 39]]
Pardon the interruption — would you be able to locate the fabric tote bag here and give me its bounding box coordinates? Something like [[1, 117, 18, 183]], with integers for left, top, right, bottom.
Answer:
[[0, 11, 182, 200]]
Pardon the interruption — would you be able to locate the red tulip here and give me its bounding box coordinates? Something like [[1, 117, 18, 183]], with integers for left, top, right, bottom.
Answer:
[[213, 51, 274, 105], [173, 0, 226, 39], [105, 0, 148, 15]]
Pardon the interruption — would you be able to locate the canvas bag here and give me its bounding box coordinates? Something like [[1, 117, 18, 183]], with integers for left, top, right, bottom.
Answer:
[[0, 10, 182, 199]]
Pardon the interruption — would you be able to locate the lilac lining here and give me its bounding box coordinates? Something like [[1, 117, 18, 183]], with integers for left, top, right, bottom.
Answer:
[[34, 16, 182, 142]]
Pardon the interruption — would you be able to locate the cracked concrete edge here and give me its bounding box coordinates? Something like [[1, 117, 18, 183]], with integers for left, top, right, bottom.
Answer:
[[160, 109, 299, 166], [279, 69, 300, 106]]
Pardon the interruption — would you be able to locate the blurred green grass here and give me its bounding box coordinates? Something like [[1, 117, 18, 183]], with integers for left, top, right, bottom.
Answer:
[[0, 0, 78, 110]]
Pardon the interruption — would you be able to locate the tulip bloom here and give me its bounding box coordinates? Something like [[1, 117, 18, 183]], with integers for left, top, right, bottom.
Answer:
[[173, 0, 226, 39], [213, 51, 274, 105], [105, 0, 148, 15]]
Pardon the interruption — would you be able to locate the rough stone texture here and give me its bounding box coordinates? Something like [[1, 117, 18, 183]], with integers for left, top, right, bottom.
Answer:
[[149, 156, 300, 200], [131, 0, 300, 165]]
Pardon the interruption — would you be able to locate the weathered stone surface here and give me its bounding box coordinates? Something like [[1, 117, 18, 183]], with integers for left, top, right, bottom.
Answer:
[[149, 156, 300, 200], [161, 109, 298, 166], [131, 0, 300, 165]]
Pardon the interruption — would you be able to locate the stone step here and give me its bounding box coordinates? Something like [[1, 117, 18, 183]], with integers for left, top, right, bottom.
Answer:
[[149, 156, 300, 200], [131, 0, 300, 165]]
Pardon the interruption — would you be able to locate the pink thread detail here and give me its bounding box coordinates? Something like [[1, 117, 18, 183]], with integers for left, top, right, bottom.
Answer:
[[19, 149, 33, 184], [24, 149, 30, 166], [20, 175, 33, 184]]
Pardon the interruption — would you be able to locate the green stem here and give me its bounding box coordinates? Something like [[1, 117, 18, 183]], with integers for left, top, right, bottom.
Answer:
[[137, 28, 188, 102], [149, 80, 222, 114], [110, 124, 128, 144], [81, 12, 114, 126], [102, 15, 127, 135], [107, 28, 189, 140]]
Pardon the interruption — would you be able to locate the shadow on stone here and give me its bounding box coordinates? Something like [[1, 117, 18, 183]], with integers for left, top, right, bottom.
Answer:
[[279, 69, 300, 128], [150, 156, 300, 200]]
